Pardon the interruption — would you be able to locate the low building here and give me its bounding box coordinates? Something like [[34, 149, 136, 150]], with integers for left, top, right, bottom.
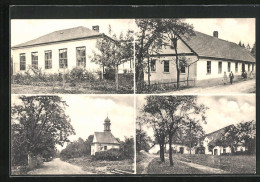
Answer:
[[145, 30, 256, 86], [91, 116, 120, 155], [11, 26, 133, 75]]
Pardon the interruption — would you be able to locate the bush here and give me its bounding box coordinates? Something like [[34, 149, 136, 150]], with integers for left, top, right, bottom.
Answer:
[[104, 68, 115, 80], [93, 148, 123, 161]]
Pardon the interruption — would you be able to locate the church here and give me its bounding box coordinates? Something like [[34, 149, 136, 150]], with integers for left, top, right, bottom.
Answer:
[[91, 116, 120, 155]]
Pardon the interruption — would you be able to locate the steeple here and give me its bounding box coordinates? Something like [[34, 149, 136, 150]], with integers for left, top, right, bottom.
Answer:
[[104, 116, 111, 132]]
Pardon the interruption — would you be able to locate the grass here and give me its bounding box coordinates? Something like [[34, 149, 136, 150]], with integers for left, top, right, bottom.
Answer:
[[147, 157, 204, 174], [11, 79, 134, 94], [64, 156, 134, 174], [175, 154, 256, 174]]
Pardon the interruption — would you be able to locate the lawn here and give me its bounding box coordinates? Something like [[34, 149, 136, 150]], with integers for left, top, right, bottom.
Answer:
[[11, 79, 133, 94], [64, 156, 134, 174], [175, 154, 256, 174], [147, 157, 204, 174]]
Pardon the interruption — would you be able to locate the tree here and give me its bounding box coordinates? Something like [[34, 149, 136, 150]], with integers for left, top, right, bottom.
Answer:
[[251, 43, 256, 57], [162, 19, 195, 89], [90, 26, 133, 91], [238, 41, 242, 47], [136, 116, 152, 153], [11, 96, 75, 166], [135, 19, 166, 89], [143, 96, 207, 167], [119, 137, 135, 160]]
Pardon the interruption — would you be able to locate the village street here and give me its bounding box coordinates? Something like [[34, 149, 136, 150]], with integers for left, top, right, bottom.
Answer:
[[27, 158, 91, 175], [164, 79, 255, 94]]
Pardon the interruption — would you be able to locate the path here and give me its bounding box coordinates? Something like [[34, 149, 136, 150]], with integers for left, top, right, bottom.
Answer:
[[139, 151, 158, 174], [164, 79, 255, 94], [28, 158, 91, 175]]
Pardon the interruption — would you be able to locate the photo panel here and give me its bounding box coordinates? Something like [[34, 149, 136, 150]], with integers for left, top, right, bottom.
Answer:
[[10, 94, 135, 175], [136, 95, 256, 174]]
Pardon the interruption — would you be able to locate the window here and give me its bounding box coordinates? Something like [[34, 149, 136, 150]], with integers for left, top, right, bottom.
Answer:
[[164, 60, 169, 72], [235, 62, 238, 73], [20, 53, 26, 70], [59, 48, 68, 68], [180, 65, 186, 73], [31, 52, 38, 69], [218, 62, 222, 74], [248, 64, 250, 71], [228, 62, 231, 72], [45, 50, 52, 69], [76, 46, 86, 67], [151, 59, 156, 72], [207, 61, 211, 74], [104, 146, 107, 150], [223, 148, 226, 153]]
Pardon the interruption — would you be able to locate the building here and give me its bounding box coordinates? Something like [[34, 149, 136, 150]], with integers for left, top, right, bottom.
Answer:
[[91, 116, 120, 155], [11, 26, 133, 75], [145, 30, 256, 86]]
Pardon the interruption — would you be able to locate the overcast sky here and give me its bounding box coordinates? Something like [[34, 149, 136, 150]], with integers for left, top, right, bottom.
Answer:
[[11, 19, 134, 46], [12, 95, 135, 151], [136, 95, 255, 139]]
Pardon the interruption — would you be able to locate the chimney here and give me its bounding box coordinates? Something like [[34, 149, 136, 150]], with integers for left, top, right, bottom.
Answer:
[[92, 25, 99, 32], [213, 31, 218, 38]]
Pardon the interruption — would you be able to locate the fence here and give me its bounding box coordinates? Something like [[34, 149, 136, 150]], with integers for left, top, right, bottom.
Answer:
[[138, 79, 196, 92]]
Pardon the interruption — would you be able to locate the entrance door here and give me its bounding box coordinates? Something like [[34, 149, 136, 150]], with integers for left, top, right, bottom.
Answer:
[[242, 63, 245, 72], [214, 149, 218, 155], [179, 147, 184, 154]]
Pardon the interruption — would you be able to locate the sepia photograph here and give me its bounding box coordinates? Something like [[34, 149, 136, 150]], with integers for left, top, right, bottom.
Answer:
[[135, 18, 256, 94], [11, 19, 134, 94], [136, 95, 256, 174], [11, 95, 135, 175]]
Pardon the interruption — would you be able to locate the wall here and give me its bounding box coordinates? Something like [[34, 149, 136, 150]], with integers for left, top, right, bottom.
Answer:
[[12, 38, 102, 74], [91, 143, 120, 155]]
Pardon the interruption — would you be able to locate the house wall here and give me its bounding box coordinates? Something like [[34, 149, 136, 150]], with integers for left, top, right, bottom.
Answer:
[[91, 143, 120, 155], [12, 38, 103, 74]]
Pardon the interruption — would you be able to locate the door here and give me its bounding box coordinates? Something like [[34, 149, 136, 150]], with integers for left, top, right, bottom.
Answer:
[[179, 147, 184, 154], [242, 63, 245, 72]]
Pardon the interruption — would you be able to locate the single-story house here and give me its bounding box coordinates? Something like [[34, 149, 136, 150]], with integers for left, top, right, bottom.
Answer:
[[11, 26, 133, 75], [91, 116, 120, 155], [145, 30, 256, 86]]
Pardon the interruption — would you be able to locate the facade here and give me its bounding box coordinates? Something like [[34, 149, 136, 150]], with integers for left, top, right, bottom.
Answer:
[[91, 116, 120, 155], [11, 26, 133, 75], [144, 31, 256, 86]]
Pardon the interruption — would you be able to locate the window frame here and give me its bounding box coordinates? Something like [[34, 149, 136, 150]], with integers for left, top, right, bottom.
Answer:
[[31, 52, 38, 69], [164, 60, 170, 73], [45, 50, 52, 69], [228, 62, 231, 72], [150, 59, 156, 72], [218, 61, 222, 74], [76, 46, 86, 67], [207, 61, 211, 74], [20, 53, 26, 71], [59, 48, 68, 69]]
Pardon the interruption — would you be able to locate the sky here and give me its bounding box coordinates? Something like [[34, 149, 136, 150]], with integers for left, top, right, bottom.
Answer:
[[136, 95, 255, 139], [11, 18, 254, 48], [11, 19, 134, 46], [11, 95, 135, 151]]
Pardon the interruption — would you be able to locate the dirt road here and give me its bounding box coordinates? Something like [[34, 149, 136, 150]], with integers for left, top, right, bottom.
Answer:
[[28, 158, 91, 175], [165, 79, 255, 94]]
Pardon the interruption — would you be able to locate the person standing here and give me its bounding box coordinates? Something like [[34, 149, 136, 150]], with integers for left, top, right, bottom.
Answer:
[[229, 71, 234, 84]]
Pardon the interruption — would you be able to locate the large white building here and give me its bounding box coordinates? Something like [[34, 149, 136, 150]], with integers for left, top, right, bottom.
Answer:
[[11, 26, 133, 75], [144, 31, 256, 86]]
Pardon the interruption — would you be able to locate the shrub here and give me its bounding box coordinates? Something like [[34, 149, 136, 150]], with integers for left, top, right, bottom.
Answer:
[[104, 68, 115, 80], [69, 67, 85, 82], [93, 148, 123, 161]]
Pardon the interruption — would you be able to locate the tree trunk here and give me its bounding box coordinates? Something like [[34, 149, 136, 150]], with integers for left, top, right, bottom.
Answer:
[[102, 65, 104, 80], [169, 134, 174, 167], [115, 65, 119, 91], [159, 140, 165, 162], [174, 40, 180, 89]]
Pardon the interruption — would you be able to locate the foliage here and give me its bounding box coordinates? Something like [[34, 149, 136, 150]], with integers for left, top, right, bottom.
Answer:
[[11, 96, 75, 166], [142, 95, 207, 166], [69, 67, 95, 82], [93, 148, 123, 161], [119, 137, 135, 160], [251, 43, 256, 57], [60, 135, 94, 160]]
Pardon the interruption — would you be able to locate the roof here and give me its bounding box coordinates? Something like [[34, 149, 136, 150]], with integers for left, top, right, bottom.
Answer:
[[181, 31, 255, 63], [12, 26, 103, 49], [203, 125, 234, 146], [93, 131, 120, 144]]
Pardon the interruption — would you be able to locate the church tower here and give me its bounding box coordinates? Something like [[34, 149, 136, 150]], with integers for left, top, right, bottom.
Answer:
[[104, 116, 111, 132]]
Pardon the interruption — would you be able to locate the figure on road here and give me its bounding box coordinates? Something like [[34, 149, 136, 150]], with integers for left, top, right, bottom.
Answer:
[[229, 71, 234, 84]]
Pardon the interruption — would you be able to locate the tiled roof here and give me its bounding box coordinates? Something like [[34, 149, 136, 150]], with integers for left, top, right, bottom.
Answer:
[[93, 131, 120, 144], [12, 26, 102, 48], [181, 31, 255, 63]]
